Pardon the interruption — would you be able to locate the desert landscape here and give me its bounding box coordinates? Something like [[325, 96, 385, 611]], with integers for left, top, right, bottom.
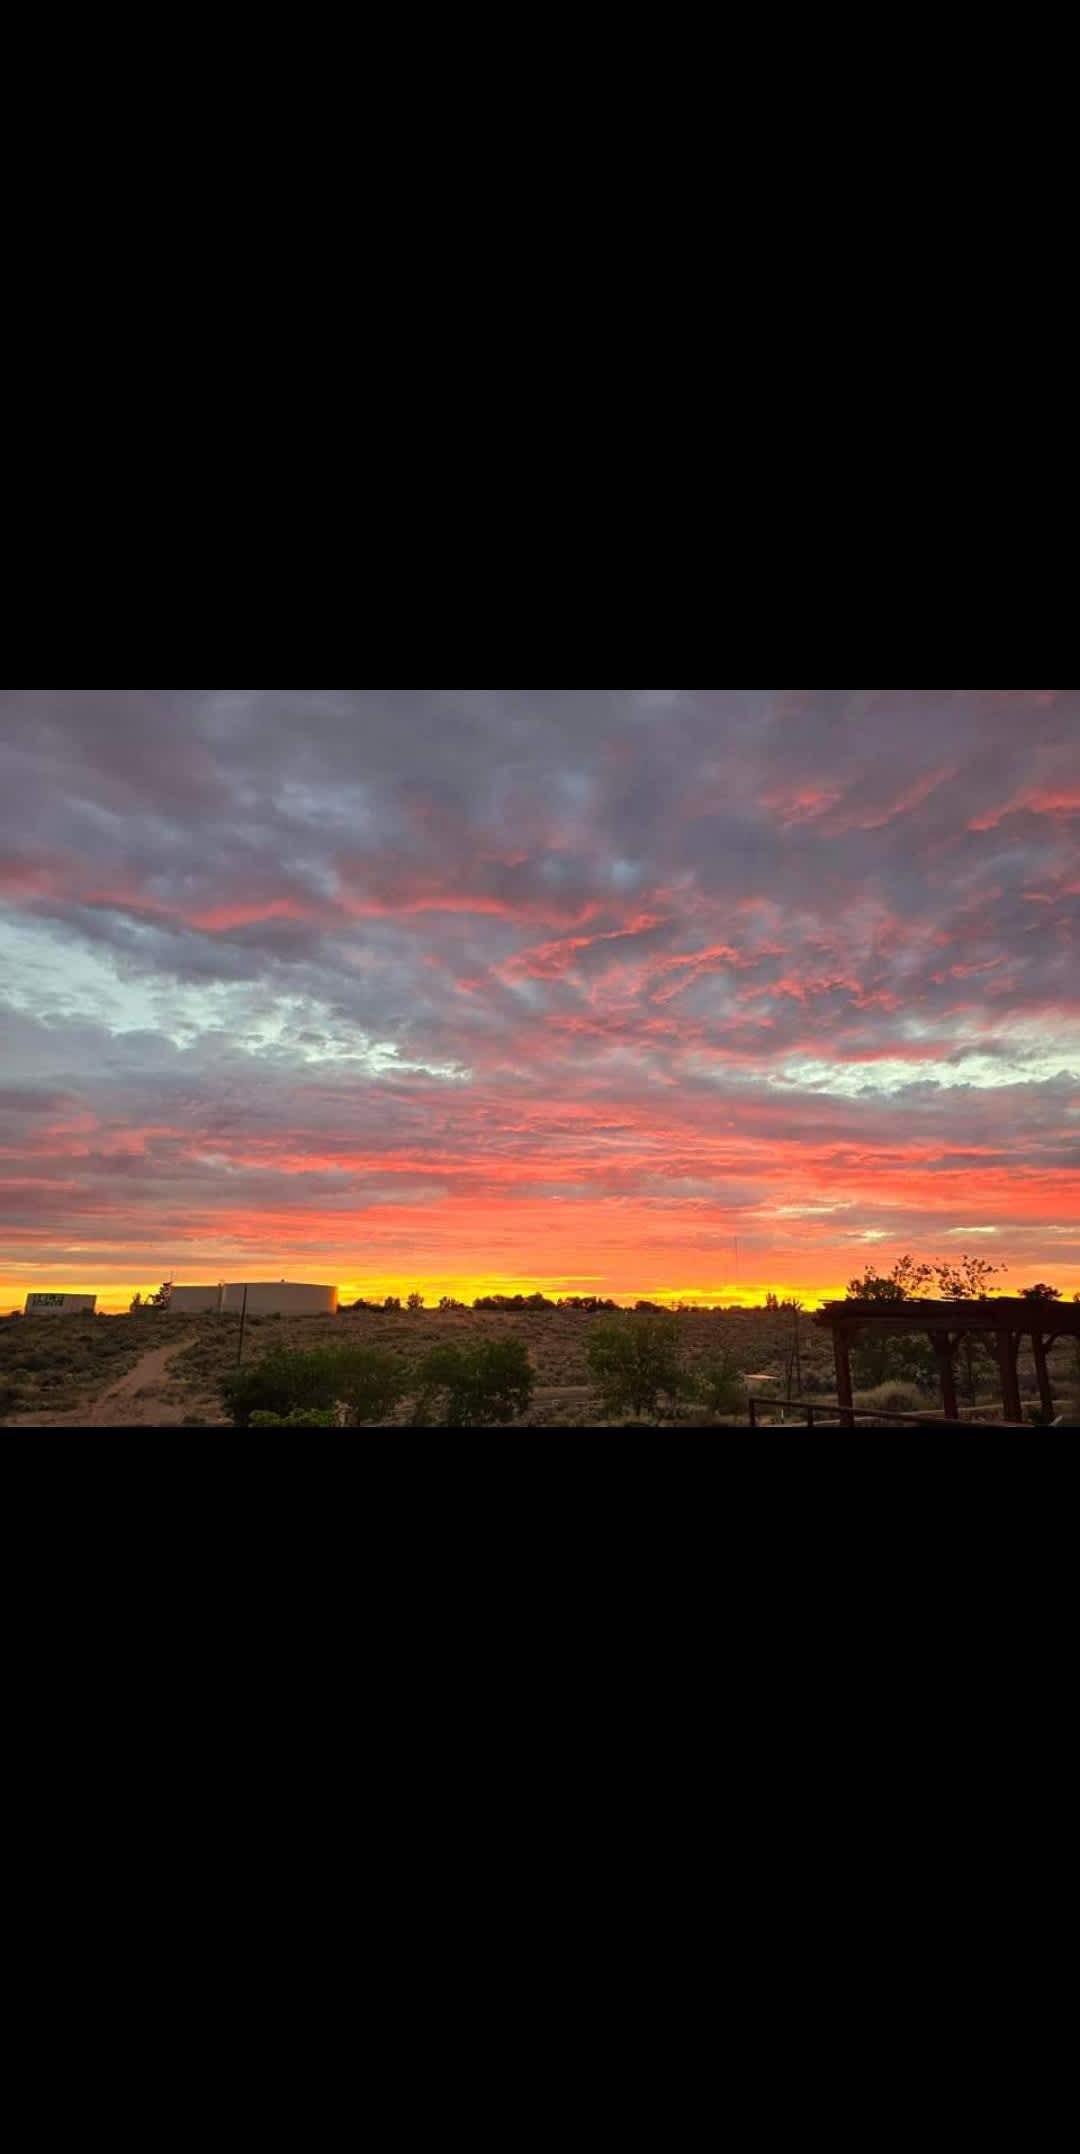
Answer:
[[2, 1302, 1075, 1427]]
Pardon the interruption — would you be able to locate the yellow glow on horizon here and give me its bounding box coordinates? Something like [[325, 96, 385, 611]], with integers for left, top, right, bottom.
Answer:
[[2, 1272, 856, 1316], [4, 1261, 1076, 1320]]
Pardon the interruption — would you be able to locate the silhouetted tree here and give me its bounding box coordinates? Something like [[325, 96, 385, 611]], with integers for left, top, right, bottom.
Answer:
[[406, 1292, 424, 1312], [1019, 1282, 1061, 1302], [847, 1256, 935, 1304], [933, 1256, 1004, 1300]]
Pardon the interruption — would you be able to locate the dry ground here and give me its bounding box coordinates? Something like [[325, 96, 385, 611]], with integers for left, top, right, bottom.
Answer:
[[2, 1305, 1075, 1426]]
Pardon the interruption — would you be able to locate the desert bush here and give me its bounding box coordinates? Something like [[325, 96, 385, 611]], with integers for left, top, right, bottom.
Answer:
[[692, 1349, 745, 1418], [250, 1407, 340, 1426], [850, 1327, 936, 1393], [220, 1348, 343, 1427], [587, 1316, 688, 1420], [852, 1381, 927, 1419], [415, 1338, 534, 1426], [221, 1343, 412, 1427], [337, 1347, 411, 1425]]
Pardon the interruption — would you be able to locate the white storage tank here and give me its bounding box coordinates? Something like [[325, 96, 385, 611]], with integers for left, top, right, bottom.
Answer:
[[220, 1281, 338, 1316], [24, 1291, 97, 1316], [168, 1284, 224, 1314]]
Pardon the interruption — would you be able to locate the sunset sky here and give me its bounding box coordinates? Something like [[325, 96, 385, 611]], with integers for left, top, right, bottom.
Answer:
[[1, 688, 1077, 1314]]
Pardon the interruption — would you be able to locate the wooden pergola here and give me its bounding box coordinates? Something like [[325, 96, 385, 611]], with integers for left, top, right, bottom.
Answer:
[[811, 1298, 1080, 1426]]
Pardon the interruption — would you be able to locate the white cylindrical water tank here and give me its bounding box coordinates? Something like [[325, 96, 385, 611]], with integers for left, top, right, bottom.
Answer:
[[219, 1281, 338, 1316], [168, 1284, 224, 1314]]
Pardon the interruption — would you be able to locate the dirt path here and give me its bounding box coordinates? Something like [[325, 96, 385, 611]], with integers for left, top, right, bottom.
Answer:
[[8, 1335, 212, 1427]]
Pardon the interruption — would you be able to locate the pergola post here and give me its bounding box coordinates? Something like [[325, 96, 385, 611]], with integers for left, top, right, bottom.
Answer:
[[1031, 1332, 1054, 1422], [931, 1332, 959, 1421], [810, 1301, 1080, 1433], [833, 1325, 855, 1428], [995, 1329, 1023, 1424]]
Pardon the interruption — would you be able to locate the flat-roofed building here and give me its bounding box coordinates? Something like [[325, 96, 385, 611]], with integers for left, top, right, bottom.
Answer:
[[24, 1291, 97, 1316]]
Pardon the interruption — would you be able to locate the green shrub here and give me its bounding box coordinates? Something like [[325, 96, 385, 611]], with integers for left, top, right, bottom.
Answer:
[[853, 1380, 927, 1419], [586, 1316, 688, 1420], [250, 1407, 340, 1426], [851, 1326, 936, 1393], [692, 1349, 745, 1418], [221, 1343, 413, 1427], [337, 1347, 411, 1425], [220, 1347, 344, 1427], [416, 1338, 534, 1426]]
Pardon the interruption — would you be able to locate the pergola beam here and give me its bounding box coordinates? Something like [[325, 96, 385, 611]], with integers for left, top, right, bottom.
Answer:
[[811, 1298, 1079, 1428]]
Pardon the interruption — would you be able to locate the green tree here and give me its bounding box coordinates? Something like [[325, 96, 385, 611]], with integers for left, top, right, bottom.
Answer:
[[338, 1347, 411, 1425], [846, 1261, 934, 1391], [587, 1315, 687, 1420], [693, 1348, 745, 1418], [222, 1343, 412, 1427], [221, 1347, 344, 1427], [415, 1338, 534, 1426]]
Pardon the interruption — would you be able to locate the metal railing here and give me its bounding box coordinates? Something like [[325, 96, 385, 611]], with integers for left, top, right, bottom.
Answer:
[[746, 1394, 1031, 1429]]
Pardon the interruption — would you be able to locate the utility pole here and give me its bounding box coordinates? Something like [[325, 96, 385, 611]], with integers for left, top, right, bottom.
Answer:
[[237, 1282, 248, 1365]]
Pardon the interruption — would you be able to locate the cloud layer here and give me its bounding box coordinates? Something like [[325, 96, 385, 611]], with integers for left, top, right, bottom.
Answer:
[[1, 689, 1077, 1309]]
